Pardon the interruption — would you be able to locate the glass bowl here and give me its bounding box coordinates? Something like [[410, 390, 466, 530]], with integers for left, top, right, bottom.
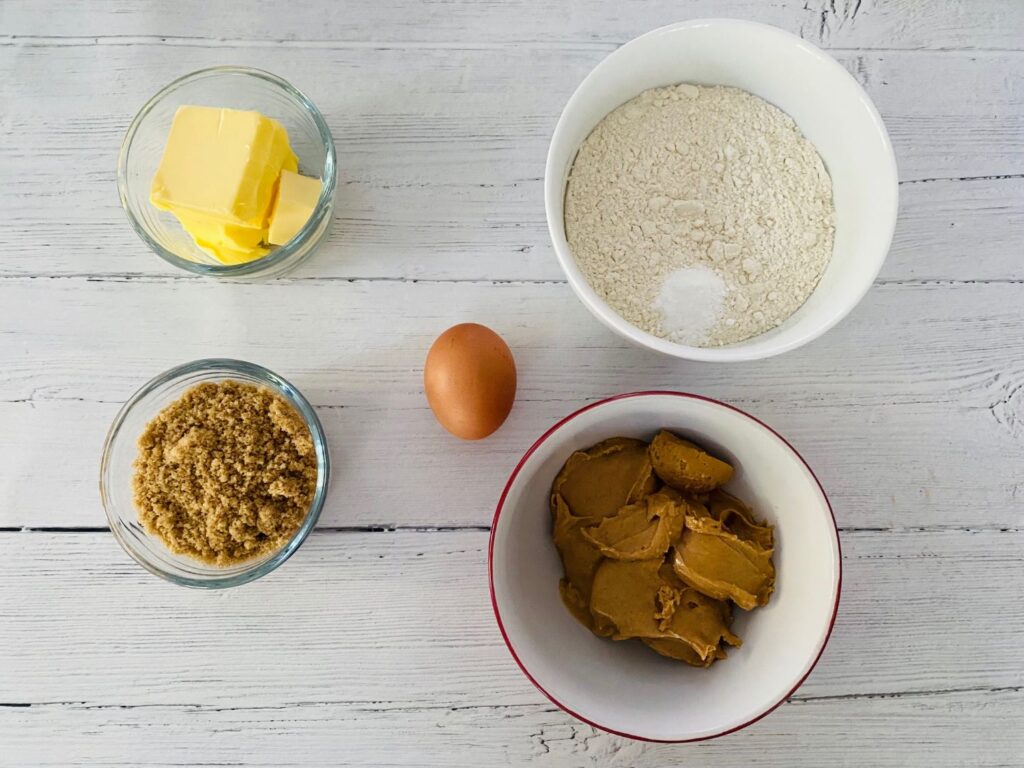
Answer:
[[117, 67, 337, 278], [100, 359, 331, 588]]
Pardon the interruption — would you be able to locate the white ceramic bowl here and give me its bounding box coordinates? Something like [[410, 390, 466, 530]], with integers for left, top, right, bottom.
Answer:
[[545, 19, 898, 361], [489, 392, 841, 741]]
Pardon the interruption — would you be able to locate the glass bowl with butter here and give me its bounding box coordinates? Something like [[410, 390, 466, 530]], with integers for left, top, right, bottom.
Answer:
[[118, 67, 336, 278]]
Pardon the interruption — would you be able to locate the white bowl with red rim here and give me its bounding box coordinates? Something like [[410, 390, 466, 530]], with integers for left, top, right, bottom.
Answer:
[[489, 392, 841, 742]]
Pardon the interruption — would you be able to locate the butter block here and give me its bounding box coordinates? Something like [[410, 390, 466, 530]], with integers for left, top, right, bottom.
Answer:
[[176, 212, 270, 264], [267, 171, 323, 246], [276, 122, 300, 175], [151, 106, 297, 228], [253, 122, 299, 223], [192, 237, 270, 265], [174, 211, 267, 253]]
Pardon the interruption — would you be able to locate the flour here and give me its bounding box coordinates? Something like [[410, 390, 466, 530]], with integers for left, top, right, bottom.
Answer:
[[564, 84, 834, 346]]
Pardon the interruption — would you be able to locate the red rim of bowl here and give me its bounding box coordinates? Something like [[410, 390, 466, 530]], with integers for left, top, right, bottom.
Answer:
[[487, 390, 843, 743]]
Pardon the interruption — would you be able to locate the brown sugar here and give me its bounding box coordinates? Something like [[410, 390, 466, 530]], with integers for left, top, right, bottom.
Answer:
[[132, 380, 318, 566]]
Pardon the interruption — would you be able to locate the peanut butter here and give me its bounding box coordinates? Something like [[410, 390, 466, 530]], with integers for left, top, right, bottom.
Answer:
[[551, 430, 775, 667]]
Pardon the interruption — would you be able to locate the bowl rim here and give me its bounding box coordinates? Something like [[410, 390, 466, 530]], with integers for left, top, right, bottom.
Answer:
[[544, 18, 899, 362], [488, 390, 842, 742], [99, 358, 331, 588], [117, 65, 337, 278]]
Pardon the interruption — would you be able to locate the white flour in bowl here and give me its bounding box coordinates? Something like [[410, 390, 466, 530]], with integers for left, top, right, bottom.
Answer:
[[564, 83, 834, 347]]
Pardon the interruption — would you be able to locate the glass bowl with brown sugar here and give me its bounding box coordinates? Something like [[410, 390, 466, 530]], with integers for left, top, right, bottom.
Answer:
[[100, 359, 330, 588]]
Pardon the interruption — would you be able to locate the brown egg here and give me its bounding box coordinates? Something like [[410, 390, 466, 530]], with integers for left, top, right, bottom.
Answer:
[[424, 323, 517, 440]]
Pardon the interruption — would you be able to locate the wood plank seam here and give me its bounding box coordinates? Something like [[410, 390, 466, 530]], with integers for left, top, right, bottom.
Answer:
[[3, 274, 1024, 287], [2, 526, 1021, 534], [0, 36, 621, 52], [3, 685, 1021, 710], [3, 36, 1023, 53]]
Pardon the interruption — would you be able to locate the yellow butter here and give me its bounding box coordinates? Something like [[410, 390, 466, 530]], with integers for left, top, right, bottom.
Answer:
[[253, 122, 299, 224], [173, 210, 267, 254], [276, 122, 300, 175], [192, 237, 270, 265], [177, 211, 270, 264], [150, 106, 298, 229], [267, 170, 323, 246]]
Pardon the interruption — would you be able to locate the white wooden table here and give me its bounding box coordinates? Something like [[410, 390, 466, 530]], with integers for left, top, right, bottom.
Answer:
[[2, 1, 1023, 765]]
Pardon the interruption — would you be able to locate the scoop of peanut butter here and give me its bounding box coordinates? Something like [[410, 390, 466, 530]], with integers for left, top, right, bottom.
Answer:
[[582, 489, 686, 560], [673, 495, 776, 610], [552, 437, 656, 519], [649, 430, 734, 493], [551, 431, 774, 668]]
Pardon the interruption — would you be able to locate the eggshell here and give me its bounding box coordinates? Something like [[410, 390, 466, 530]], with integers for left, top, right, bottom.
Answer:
[[424, 323, 517, 440]]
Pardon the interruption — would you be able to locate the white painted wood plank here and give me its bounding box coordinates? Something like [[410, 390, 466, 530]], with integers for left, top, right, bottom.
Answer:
[[1, 3, 1021, 765], [1, 45, 1021, 281], [882, 176, 1024, 283], [0, 530, 1020, 707], [3, 0, 1022, 51], [1, 279, 1022, 530], [2, 689, 1021, 768]]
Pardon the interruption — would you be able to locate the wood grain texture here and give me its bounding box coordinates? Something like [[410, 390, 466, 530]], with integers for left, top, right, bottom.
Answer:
[[1, 44, 1022, 281], [2, 690, 1022, 768], [1, 278, 1023, 531], [3, 0, 1023, 51], [0, 531, 1021, 709], [2, 1, 1023, 765]]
